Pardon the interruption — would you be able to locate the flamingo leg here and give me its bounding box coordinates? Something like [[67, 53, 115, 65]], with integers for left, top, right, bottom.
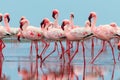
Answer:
[[111, 64, 115, 80], [35, 55, 39, 80], [59, 40, 73, 60], [108, 41, 116, 64], [59, 41, 65, 63], [34, 41, 39, 57], [91, 38, 94, 59], [81, 41, 86, 80], [30, 41, 33, 57], [0, 55, 3, 78], [90, 41, 105, 64], [42, 42, 57, 63], [69, 41, 79, 64], [118, 52, 120, 61], [39, 40, 50, 60], [0, 40, 5, 60]]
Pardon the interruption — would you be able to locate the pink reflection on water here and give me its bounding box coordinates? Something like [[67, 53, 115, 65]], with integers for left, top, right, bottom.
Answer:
[[17, 55, 118, 80]]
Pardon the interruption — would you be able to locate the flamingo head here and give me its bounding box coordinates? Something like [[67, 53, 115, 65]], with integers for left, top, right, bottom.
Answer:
[[52, 9, 59, 19], [19, 16, 26, 23], [61, 19, 70, 30], [0, 13, 2, 22], [70, 12, 74, 19], [4, 13, 10, 22], [110, 22, 117, 28], [20, 19, 28, 30], [40, 18, 50, 28], [88, 12, 96, 26]]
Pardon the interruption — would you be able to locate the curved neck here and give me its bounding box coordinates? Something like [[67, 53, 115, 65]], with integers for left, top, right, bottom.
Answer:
[[91, 16, 96, 28], [54, 15, 59, 28], [4, 17, 10, 32], [70, 16, 74, 28], [22, 22, 29, 30], [91, 16, 97, 31]]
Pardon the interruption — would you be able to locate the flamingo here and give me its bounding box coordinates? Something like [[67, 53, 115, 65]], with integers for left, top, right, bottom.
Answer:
[[40, 9, 65, 63], [0, 13, 12, 60], [19, 18, 47, 61], [3, 13, 20, 37], [61, 19, 93, 80], [0, 13, 11, 38], [88, 12, 117, 64], [40, 18, 66, 63]]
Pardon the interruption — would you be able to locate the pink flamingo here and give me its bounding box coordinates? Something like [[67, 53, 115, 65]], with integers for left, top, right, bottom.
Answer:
[[61, 19, 93, 80], [40, 9, 65, 63], [3, 13, 20, 37], [19, 18, 47, 60], [40, 18, 66, 63], [88, 12, 117, 64]]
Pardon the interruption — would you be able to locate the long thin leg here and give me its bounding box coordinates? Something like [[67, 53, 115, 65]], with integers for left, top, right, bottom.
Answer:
[[69, 41, 79, 64], [118, 52, 120, 61], [39, 40, 50, 60], [35, 55, 39, 80], [34, 41, 39, 57], [42, 42, 57, 62], [82, 41, 86, 80], [111, 64, 115, 80], [30, 41, 33, 57], [59, 41, 65, 63], [108, 41, 116, 64], [91, 38, 94, 59], [90, 41, 105, 64]]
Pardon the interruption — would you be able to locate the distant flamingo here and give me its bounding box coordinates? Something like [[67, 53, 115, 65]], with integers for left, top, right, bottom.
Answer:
[[88, 12, 117, 64]]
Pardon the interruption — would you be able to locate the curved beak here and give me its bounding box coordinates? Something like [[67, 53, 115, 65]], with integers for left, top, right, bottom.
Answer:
[[7, 15, 10, 22], [0, 16, 2, 22], [88, 14, 92, 26]]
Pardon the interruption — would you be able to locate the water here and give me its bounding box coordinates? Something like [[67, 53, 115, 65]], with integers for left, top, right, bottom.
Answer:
[[1, 40, 120, 80]]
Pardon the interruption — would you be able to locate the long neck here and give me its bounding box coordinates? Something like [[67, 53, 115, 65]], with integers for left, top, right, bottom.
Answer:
[[4, 18, 10, 32], [22, 22, 29, 30], [54, 16, 59, 28], [91, 16, 97, 30], [70, 16, 74, 28]]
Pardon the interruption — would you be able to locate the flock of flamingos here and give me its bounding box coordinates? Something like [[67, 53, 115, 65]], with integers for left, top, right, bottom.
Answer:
[[0, 9, 120, 80], [1, 9, 120, 64]]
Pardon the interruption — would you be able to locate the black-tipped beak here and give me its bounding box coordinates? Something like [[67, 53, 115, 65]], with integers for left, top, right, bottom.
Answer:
[[20, 23, 23, 30], [88, 14, 92, 26], [52, 12, 56, 19], [7, 15, 10, 22], [40, 20, 45, 28], [61, 22, 65, 30], [0, 16, 2, 22], [71, 14, 74, 19]]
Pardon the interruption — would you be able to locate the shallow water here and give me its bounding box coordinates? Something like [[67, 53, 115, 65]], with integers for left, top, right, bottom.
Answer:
[[1, 40, 120, 80]]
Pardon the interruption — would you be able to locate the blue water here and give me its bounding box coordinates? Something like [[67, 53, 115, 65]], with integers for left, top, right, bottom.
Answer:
[[1, 40, 120, 80]]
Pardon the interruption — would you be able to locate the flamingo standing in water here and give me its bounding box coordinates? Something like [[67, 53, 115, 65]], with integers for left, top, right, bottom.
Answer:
[[88, 12, 117, 64], [61, 19, 93, 80], [40, 9, 66, 63], [40, 18, 66, 63], [0, 13, 11, 60], [19, 18, 47, 60]]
